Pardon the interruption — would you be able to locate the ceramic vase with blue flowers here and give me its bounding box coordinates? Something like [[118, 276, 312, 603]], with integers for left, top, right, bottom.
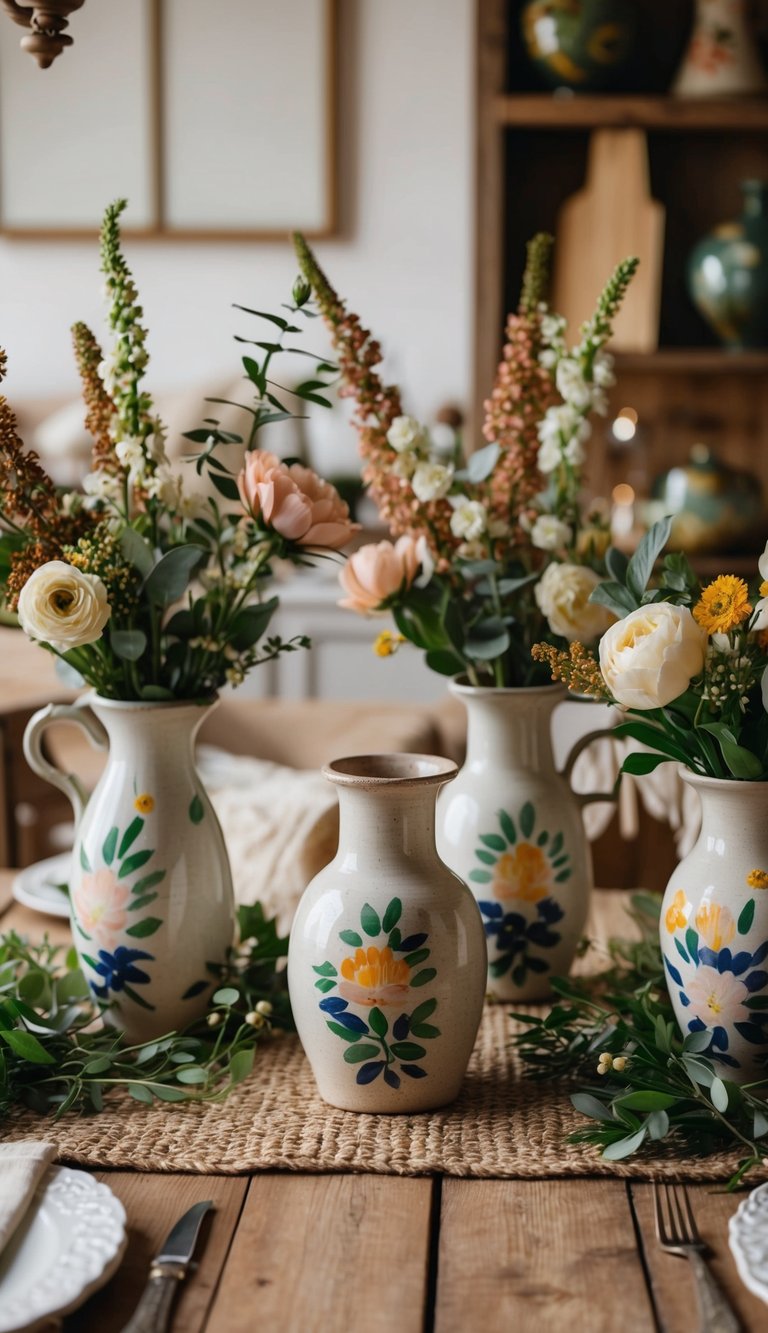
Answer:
[[660, 772, 768, 1083], [23, 694, 235, 1042]]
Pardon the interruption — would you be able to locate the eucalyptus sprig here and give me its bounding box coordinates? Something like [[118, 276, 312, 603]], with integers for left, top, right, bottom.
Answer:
[[0, 902, 291, 1120], [511, 893, 768, 1190]]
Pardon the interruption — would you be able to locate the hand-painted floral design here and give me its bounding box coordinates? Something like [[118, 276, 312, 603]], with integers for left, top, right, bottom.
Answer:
[[134, 793, 155, 814], [663, 888, 768, 1070], [747, 869, 768, 890], [75, 799, 166, 1012], [312, 896, 439, 1089], [469, 800, 570, 985]]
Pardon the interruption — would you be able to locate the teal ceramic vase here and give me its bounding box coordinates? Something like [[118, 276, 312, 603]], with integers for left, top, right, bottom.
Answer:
[[521, 0, 637, 91], [688, 181, 768, 349]]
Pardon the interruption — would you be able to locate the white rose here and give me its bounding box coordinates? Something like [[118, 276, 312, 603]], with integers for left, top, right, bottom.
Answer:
[[555, 358, 593, 411], [411, 461, 454, 502], [535, 562, 612, 644], [531, 515, 572, 551], [386, 415, 428, 455], [18, 561, 111, 652], [449, 498, 487, 542], [753, 541, 768, 630], [599, 602, 707, 709]]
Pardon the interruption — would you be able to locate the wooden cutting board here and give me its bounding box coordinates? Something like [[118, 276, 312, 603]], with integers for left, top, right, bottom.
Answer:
[[552, 129, 665, 353]]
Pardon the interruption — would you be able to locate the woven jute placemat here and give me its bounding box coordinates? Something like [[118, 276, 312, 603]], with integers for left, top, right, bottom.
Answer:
[[4, 1003, 763, 1181]]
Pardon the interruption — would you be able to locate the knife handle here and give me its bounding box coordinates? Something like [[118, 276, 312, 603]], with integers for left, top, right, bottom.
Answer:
[[119, 1262, 187, 1333]]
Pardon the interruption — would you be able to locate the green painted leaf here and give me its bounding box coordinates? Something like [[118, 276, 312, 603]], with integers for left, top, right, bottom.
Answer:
[[490, 954, 513, 978], [361, 903, 381, 937], [123, 985, 156, 1011], [390, 1041, 427, 1060], [469, 869, 492, 884], [343, 1042, 381, 1064], [685, 928, 699, 963], [411, 968, 436, 988], [182, 980, 209, 1000], [553, 855, 570, 869], [102, 826, 118, 866], [315, 978, 336, 993], [480, 833, 506, 852], [410, 999, 437, 1025], [388, 927, 402, 950], [189, 794, 205, 825], [369, 1007, 388, 1037], [519, 802, 535, 839], [128, 893, 158, 911], [125, 916, 162, 939], [326, 1021, 359, 1043], [475, 850, 497, 866], [382, 898, 402, 932], [512, 964, 527, 987], [404, 948, 430, 967], [79, 844, 91, 872], [738, 899, 756, 935], [119, 817, 144, 858], [229, 1048, 255, 1085], [119, 849, 153, 879], [132, 870, 166, 896], [312, 962, 337, 977], [339, 930, 363, 947], [550, 832, 563, 856], [499, 810, 516, 844], [410, 1023, 440, 1039], [555, 871, 572, 883], [537, 831, 549, 846]]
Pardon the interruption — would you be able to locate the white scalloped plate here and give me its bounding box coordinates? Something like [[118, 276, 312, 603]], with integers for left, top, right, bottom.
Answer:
[[729, 1180, 768, 1306], [0, 1166, 127, 1332], [11, 853, 71, 919]]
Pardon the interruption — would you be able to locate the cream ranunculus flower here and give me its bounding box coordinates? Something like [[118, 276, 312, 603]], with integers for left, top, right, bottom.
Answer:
[[535, 562, 612, 643], [599, 602, 707, 710], [17, 560, 111, 652]]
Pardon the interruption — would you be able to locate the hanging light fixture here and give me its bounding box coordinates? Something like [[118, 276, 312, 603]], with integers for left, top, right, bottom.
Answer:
[[1, 1, 85, 69]]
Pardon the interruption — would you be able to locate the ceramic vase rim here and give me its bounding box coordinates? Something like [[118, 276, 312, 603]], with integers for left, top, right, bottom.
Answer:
[[323, 752, 458, 789], [679, 767, 768, 793], [83, 690, 219, 712], [449, 677, 566, 701]]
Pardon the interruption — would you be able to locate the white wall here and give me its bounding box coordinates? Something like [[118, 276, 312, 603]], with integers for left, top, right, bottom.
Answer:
[[0, 0, 474, 471]]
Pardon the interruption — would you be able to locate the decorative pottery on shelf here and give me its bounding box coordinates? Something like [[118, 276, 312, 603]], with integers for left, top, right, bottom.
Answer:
[[688, 181, 768, 350], [436, 682, 615, 1002], [288, 754, 486, 1113], [23, 695, 235, 1042], [672, 0, 767, 96], [652, 443, 765, 554], [521, 0, 637, 92], [660, 772, 768, 1083]]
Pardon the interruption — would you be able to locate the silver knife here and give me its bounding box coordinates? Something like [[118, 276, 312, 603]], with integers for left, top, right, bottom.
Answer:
[[119, 1199, 214, 1333]]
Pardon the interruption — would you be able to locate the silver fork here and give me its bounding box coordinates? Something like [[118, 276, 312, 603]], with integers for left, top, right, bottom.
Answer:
[[653, 1181, 741, 1332]]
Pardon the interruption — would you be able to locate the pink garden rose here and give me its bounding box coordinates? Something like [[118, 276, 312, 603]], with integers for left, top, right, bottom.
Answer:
[[72, 867, 130, 948], [237, 450, 357, 551], [338, 536, 421, 614]]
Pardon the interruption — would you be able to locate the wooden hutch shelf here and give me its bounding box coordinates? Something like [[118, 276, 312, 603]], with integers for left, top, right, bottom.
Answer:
[[493, 95, 768, 133], [613, 350, 768, 375]]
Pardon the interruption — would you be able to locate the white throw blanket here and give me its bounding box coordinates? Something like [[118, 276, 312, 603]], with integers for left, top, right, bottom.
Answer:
[[0, 1141, 56, 1256]]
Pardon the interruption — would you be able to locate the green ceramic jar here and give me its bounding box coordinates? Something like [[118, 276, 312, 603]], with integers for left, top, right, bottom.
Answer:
[[688, 181, 768, 350], [521, 0, 637, 91]]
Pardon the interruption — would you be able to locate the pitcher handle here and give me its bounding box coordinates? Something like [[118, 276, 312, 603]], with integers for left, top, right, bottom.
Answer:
[[23, 700, 109, 825], [559, 727, 620, 809]]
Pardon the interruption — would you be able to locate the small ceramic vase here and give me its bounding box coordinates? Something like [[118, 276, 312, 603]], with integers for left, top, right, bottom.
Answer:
[[288, 754, 487, 1113], [521, 0, 637, 92], [436, 682, 616, 1002], [23, 694, 235, 1041], [673, 0, 767, 97], [661, 772, 768, 1083], [652, 443, 765, 554], [688, 181, 768, 350]]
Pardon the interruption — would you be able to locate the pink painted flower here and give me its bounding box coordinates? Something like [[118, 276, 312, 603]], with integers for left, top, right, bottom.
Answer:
[[685, 966, 750, 1029], [72, 867, 131, 948], [237, 451, 357, 551], [338, 536, 421, 615]]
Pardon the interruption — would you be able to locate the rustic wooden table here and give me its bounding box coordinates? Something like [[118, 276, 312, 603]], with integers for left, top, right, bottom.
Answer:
[[1, 872, 766, 1333]]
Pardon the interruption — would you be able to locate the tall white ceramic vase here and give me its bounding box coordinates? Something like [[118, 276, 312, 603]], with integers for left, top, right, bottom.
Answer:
[[23, 694, 235, 1041], [660, 772, 768, 1083], [288, 754, 487, 1112], [673, 0, 767, 97], [437, 682, 614, 1001]]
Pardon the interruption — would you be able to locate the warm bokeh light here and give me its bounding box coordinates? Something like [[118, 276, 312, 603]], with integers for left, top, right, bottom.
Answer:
[[611, 406, 638, 443], [612, 483, 635, 506]]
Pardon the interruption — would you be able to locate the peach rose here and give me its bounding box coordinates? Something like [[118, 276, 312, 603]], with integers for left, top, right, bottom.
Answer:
[[338, 537, 421, 615], [237, 451, 357, 551], [72, 867, 130, 948]]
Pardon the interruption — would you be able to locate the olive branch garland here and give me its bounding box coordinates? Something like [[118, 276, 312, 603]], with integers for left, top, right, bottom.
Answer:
[[510, 893, 768, 1190], [0, 903, 291, 1119]]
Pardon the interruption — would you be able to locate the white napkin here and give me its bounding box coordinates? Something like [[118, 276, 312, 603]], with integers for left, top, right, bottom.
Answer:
[[0, 1141, 56, 1255]]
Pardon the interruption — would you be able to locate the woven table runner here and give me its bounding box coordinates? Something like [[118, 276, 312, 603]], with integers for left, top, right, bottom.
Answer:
[[4, 1003, 763, 1181]]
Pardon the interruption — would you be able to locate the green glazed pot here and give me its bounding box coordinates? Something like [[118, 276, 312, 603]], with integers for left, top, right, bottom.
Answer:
[[521, 0, 637, 91], [688, 181, 768, 350], [652, 444, 765, 555]]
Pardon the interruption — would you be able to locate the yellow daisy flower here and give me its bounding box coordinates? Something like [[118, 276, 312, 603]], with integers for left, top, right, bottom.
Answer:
[[373, 630, 405, 658], [134, 793, 155, 815], [693, 575, 752, 635], [747, 868, 768, 890]]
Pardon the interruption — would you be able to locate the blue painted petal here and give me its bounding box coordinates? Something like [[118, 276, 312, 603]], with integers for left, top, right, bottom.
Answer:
[[503, 913, 527, 933], [478, 902, 502, 920], [123, 965, 151, 984], [713, 1051, 741, 1069], [711, 1026, 729, 1049], [679, 991, 691, 1007], [356, 1061, 385, 1085], [717, 948, 733, 974], [698, 947, 719, 969], [319, 996, 348, 1015], [750, 941, 768, 967], [664, 956, 683, 987], [538, 898, 565, 924], [383, 1067, 401, 1090], [401, 1064, 427, 1079], [484, 922, 501, 937], [687, 1017, 705, 1030], [393, 1015, 409, 1041], [399, 933, 427, 952], [734, 1021, 768, 1046], [527, 925, 560, 948], [526, 956, 549, 973], [744, 970, 768, 993], [729, 951, 752, 977], [333, 1011, 368, 1034]]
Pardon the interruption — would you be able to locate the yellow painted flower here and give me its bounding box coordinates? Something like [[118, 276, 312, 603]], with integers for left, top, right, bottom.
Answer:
[[693, 575, 752, 635], [134, 793, 155, 815], [695, 901, 736, 951], [747, 869, 768, 890], [338, 945, 410, 1007], [665, 888, 689, 934], [373, 630, 405, 658], [493, 843, 553, 903]]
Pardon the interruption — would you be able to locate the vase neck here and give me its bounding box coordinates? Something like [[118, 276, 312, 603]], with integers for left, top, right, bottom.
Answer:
[[90, 698, 213, 764], [335, 784, 441, 872], [458, 688, 560, 776]]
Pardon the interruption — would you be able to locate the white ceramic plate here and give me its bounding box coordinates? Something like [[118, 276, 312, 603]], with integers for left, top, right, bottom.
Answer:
[[0, 1165, 127, 1332], [11, 854, 71, 919], [729, 1180, 768, 1306]]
